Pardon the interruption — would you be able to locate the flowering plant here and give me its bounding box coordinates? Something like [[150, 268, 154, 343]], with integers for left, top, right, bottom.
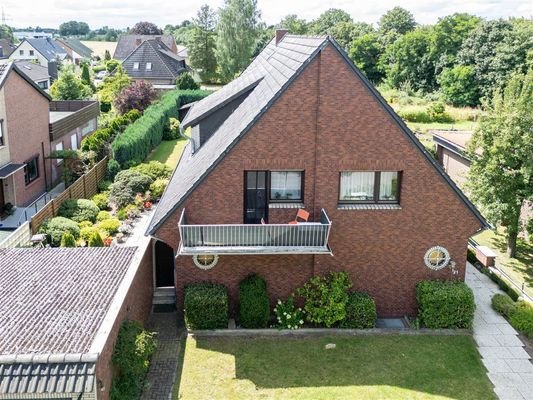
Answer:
[[144, 201, 152, 209], [273, 296, 305, 330]]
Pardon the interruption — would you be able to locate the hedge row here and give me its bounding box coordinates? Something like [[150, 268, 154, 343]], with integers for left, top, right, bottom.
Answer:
[[492, 293, 533, 339], [112, 89, 210, 167]]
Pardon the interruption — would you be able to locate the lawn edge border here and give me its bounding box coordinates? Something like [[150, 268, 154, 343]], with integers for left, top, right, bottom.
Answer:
[[187, 328, 472, 337]]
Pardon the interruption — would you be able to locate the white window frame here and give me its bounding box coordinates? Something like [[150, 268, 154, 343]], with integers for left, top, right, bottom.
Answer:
[[70, 134, 78, 150], [146, 62, 152, 71], [133, 62, 139, 70], [55, 142, 63, 164]]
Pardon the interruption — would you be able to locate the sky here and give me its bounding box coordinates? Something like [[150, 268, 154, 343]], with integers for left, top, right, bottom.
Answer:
[[4, 0, 532, 30]]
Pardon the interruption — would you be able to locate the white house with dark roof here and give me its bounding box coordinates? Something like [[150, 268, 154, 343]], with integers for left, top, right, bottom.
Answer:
[[9, 38, 67, 80], [0, 244, 153, 399]]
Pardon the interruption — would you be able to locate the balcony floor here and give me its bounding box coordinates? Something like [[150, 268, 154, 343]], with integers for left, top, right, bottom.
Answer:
[[178, 245, 332, 256]]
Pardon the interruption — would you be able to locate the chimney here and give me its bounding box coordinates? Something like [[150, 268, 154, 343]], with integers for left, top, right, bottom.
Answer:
[[135, 38, 142, 47], [275, 29, 288, 45]]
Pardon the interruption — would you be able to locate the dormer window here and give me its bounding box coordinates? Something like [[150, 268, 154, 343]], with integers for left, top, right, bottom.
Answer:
[[146, 62, 152, 71], [133, 62, 139, 70]]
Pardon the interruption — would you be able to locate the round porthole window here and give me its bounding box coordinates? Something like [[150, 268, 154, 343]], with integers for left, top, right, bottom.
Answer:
[[424, 246, 451, 270], [193, 254, 219, 270]]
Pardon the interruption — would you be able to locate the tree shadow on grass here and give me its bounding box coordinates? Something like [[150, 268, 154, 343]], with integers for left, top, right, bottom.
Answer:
[[188, 335, 496, 399], [486, 232, 533, 287]]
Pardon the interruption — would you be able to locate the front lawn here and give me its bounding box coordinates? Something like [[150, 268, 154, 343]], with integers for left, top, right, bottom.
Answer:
[[176, 335, 495, 400], [146, 137, 188, 168], [474, 228, 533, 298]]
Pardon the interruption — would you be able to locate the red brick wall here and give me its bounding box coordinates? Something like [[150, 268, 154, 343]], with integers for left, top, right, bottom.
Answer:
[[95, 244, 153, 400], [154, 44, 482, 317], [4, 71, 51, 206]]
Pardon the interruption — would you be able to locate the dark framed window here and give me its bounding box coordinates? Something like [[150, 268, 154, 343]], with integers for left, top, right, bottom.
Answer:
[[38, 80, 48, 90], [269, 171, 303, 202], [29, 50, 34, 56], [0, 119, 4, 146], [339, 171, 401, 204], [24, 156, 39, 185]]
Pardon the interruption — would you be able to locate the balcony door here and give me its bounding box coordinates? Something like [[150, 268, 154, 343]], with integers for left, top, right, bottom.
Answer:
[[244, 171, 268, 224]]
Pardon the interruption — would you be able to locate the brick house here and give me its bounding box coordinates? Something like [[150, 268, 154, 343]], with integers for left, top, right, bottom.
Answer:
[[0, 245, 153, 400], [146, 33, 488, 317], [0, 61, 98, 214]]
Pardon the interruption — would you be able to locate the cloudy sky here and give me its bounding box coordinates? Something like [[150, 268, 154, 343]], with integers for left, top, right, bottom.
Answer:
[[4, 0, 532, 29]]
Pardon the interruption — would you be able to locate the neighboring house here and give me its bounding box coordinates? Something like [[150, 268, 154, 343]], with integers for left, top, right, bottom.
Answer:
[[113, 34, 177, 60], [0, 61, 98, 213], [0, 39, 16, 59], [9, 38, 67, 80], [55, 38, 93, 65], [0, 246, 153, 400], [146, 32, 488, 317], [431, 130, 473, 188], [121, 39, 187, 87], [14, 60, 51, 91]]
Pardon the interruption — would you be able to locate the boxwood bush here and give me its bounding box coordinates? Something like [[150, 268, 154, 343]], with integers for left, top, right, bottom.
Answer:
[[491, 293, 517, 319], [510, 301, 533, 339], [39, 216, 80, 247], [112, 90, 210, 167], [238, 274, 270, 328], [131, 161, 171, 180], [417, 281, 475, 329], [58, 199, 100, 223], [184, 283, 228, 330], [340, 292, 377, 329], [108, 170, 153, 208]]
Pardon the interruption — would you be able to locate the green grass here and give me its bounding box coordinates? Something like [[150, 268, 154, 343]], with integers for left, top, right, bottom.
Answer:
[[146, 137, 188, 168], [176, 336, 496, 400], [473, 228, 533, 298]]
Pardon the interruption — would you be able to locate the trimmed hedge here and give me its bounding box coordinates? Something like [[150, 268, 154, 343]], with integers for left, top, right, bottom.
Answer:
[[510, 302, 533, 339], [491, 293, 517, 319], [112, 90, 210, 167], [39, 216, 80, 247], [184, 283, 228, 330], [481, 268, 520, 301], [416, 280, 475, 329], [340, 292, 377, 329], [238, 274, 270, 328], [58, 199, 100, 223]]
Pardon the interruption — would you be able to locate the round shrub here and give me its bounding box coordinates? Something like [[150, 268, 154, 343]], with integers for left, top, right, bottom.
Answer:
[[416, 280, 475, 329], [109, 170, 153, 208], [97, 210, 112, 221], [97, 180, 112, 192], [163, 118, 180, 140], [88, 231, 104, 247], [510, 301, 533, 340], [78, 220, 93, 229], [92, 193, 109, 210], [80, 226, 100, 243], [296, 271, 353, 327], [131, 161, 171, 180], [176, 72, 199, 90], [60, 232, 77, 247], [149, 178, 169, 199], [340, 292, 377, 329], [491, 293, 517, 319], [58, 199, 100, 223], [116, 208, 128, 220], [184, 283, 228, 330], [39, 217, 80, 247], [238, 274, 270, 328], [99, 218, 121, 235]]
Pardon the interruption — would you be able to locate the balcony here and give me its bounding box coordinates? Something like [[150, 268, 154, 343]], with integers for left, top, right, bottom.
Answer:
[[178, 209, 332, 255]]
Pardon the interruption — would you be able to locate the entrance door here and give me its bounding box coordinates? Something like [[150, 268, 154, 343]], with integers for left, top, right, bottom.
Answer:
[[155, 241, 175, 287], [244, 171, 268, 224]]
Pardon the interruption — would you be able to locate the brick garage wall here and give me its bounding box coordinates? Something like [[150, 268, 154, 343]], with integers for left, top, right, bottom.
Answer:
[[154, 43, 482, 317], [95, 243, 153, 400]]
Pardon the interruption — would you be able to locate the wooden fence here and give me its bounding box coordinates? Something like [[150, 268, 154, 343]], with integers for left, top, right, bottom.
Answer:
[[30, 157, 108, 234]]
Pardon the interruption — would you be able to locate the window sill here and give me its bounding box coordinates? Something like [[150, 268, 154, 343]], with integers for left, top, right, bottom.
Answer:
[[269, 203, 304, 209], [337, 204, 402, 210]]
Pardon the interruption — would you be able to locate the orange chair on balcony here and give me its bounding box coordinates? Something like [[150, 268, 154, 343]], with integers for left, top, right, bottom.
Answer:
[[288, 209, 309, 224]]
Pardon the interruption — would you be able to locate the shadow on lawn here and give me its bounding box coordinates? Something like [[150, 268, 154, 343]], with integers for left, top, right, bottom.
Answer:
[[487, 233, 533, 286], [187, 335, 495, 399]]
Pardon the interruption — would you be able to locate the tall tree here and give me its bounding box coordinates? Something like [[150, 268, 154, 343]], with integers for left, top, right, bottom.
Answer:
[[216, 0, 260, 83], [349, 33, 384, 83], [129, 21, 162, 35], [278, 14, 308, 35], [189, 4, 218, 83], [114, 81, 157, 114], [59, 21, 90, 36], [379, 7, 416, 35], [50, 67, 91, 100], [0, 25, 14, 42], [466, 70, 533, 257], [309, 8, 352, 35]]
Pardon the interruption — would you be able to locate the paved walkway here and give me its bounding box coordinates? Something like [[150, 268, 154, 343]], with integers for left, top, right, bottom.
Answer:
[[141, 312, 182, 400], [465, 263, 533, 400]]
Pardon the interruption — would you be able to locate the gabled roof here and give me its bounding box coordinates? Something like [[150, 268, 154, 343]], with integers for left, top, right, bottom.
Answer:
[[56, 38, 93, 59], [114, 34, 177, 60], [121, 39, 186, 80], [23, 38, 67, 61], [0, 61, 51, 100], [14, 60, 50, 82], [147, 35, 488, 235]]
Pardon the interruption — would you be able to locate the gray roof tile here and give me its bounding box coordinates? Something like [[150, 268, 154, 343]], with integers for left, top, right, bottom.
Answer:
[[114, 34, 176, 60], [25, 38, 67, 61]]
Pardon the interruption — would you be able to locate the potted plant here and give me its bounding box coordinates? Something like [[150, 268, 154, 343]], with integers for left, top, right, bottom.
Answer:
[[144, 201, 152, 210], [103, 237, 113, 247]]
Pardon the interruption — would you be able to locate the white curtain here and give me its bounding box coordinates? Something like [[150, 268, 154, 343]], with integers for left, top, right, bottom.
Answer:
[[271, 172, 301, 200], [379, 171, 398, 200], [340, 172, 374, 201]]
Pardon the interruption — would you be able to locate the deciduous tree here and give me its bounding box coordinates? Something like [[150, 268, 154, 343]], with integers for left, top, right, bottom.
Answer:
[[129, 21, 162, 35], [50, 67, 91, 100], [278, 14, 308, 35], [378, 7, 416, 35], [114, 81, 157, 115], [309, 8, 352, 36], [349, 33, 384, 83]]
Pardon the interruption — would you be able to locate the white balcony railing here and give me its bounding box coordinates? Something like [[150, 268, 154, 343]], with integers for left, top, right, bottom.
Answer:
[[178, 209, 332, 255]]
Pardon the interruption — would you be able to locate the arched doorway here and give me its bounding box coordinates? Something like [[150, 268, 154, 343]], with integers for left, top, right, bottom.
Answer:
[[154, 241, 175, 287]]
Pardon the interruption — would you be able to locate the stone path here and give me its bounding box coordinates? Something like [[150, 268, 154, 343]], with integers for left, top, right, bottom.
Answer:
[[141, 312, 183, 400], [465, 263, 533, 400]]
